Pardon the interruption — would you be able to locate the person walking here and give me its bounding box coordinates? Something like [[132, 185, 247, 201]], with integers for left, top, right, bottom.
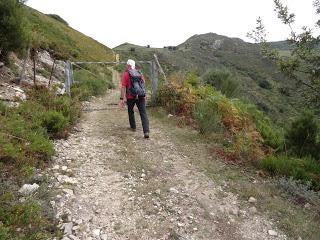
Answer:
[[119, 59, 150, 138]]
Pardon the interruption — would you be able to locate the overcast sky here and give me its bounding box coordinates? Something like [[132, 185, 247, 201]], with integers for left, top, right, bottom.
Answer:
[[26, 0, 318, 48]]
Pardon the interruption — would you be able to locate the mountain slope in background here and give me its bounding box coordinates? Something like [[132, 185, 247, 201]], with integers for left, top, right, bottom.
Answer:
[[115, 33, 300, 124], [27, 7, 114, 61]]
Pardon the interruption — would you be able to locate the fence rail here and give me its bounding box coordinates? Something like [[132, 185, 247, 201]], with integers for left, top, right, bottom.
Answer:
[[64, 55, 166, 101]]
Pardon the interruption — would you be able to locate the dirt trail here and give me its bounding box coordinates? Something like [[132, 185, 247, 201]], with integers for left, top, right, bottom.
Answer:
[[51, 70, 287, 240]]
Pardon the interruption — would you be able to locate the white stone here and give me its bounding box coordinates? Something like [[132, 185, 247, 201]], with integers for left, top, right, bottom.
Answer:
[[64, 222, 73, 235], [177, 222, 184, 227], [63, 189, 74, 196], [18, 183, 39, 195], [57, 175, 78, 184], [74, 219, 83, 225], [93, 229, 100, 236], [169, 187, 179, 194], [69, 235, 80, 240], [268, 230, 278, 236], [248, 197, 257, 203], [100, 234, 108, 240], [62, 166, 68, 171], [53, 165, 60, 170]]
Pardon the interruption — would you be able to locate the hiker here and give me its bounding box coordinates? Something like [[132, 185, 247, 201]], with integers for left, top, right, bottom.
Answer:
[[119, 59, 150, 138]]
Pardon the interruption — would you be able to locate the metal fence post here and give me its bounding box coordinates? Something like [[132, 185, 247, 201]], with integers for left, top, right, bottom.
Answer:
[[65, 61, 71, 94], [70, 62, 74, 85]]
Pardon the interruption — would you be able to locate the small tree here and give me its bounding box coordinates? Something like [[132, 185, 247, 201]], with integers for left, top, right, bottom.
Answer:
[[285, 111, 320, 159], [202, 69, 239, 97], [0, 0, 30, 61], [247, 0, 320, 111]]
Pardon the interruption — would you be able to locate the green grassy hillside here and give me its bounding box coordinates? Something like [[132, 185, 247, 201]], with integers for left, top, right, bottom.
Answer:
[[114, 33, 301, 125], [27, 7, 114, 61]]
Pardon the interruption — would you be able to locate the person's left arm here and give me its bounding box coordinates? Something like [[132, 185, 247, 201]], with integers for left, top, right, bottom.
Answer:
[[119, 72, 128, 107]]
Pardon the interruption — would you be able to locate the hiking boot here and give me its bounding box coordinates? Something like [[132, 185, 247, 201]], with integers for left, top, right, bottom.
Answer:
[[129, 128, 136, 132], [144, 132, 149, 139]]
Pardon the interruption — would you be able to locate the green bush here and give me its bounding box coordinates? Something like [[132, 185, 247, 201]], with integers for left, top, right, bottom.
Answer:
[[41, 110, 69, 138], [260, 155, 320, 189], [53, 96, 80, 125], [0, 101, 7, 115], [0, 193, 59, 240], [46, 14, 68, 25], [0, 112, 54, 163], [243, 103, 284, 149], [81, 79, 107, 96], [0, 0, 30, 61], [285, 111, 320, 160], [277, 177, 320, 205], [258, 79, 272, 89], [193, 98, 224, 134], [73, 68, 113, 99], [202, 68, 240, 97], [71, 84, 91, 101], [185, 70, 200, 87]]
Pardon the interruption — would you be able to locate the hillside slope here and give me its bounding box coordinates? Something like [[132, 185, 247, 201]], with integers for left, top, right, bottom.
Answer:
[[114, 33, 300, 124], [27, 7, 114, 61]]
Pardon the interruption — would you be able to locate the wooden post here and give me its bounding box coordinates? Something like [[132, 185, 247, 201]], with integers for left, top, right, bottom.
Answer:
[[153, 54, 167, 83], [48, 58, 56, 87], [18, 48, 30, 85], [31, 48, 37, 86], [151, 61, 159, 100]]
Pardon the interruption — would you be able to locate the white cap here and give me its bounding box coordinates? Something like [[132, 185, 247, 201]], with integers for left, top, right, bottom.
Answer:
[[127, 59, 135, 69]]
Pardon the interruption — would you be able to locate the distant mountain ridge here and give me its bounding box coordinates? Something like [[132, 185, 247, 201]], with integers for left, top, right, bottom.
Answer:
[[114, 33, 300, 124]]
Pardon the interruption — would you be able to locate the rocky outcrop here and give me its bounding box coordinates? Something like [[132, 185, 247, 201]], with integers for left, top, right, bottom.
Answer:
[[0, 51, 66, 106]]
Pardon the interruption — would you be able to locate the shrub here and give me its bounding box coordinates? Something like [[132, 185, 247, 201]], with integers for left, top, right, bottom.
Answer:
[[185, 70, 200, 87], [0, 112, 54, 168], [71, 84, 91, 101], [159, 83, 198, 117], [81, 79, 107, 96], [53, 96, 80, 125], [0, 0, 30, 61], [258, 79, 272, 89], [277, 177, 320, 205], [0, 193, 59, 239], [202, 68, 239, 97], [285, 111, 320, 160], [73, 68, 113, 99], [0, 101, 7, 115], [243, 103, 284, 149], [260, 155, 320, 189], [193, 98, 224, 134], [41, 110, 69, 138], [46, 14, 68, 25], [193, 90, 265, 160]]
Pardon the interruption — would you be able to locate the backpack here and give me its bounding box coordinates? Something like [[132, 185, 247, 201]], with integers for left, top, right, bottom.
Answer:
[[128, 69, 146, 97]]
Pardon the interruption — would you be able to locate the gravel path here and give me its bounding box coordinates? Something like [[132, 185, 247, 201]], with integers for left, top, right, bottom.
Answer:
[[50, 70, 287, 240]]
